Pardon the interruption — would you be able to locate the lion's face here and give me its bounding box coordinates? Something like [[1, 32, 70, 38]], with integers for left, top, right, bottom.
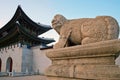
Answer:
[[52, 14, 67, 34]]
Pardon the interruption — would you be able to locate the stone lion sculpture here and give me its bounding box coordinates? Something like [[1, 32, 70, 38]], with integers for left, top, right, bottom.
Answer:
[[52, 14, 119, 48]]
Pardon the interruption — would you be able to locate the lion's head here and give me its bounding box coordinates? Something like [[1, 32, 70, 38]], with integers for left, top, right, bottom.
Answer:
[[52, 14, 67, 34]]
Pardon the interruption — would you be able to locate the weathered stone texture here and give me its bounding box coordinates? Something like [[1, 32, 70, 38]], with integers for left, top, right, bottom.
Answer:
[[45, 39, 120, 80], [52, 14, 119, 48], [47, 39, 120, 60], [45, 15, 120, 80]]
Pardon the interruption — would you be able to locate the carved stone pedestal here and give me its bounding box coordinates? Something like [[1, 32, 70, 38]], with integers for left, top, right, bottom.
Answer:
[[45, 39, 120, 80]]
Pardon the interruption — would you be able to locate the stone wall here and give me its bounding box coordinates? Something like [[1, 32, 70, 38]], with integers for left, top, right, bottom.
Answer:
[[0, 44, 52, 75], [0, 44, 22, 72], [21, 45, 33, 73], [32, 46, 51, 74], [45, 39, 120, 80]]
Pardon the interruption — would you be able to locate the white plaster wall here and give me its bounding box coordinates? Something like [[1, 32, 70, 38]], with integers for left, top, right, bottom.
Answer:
[[0, 44, 22, 72], [32, 46, 52, 74], [21, 45, 33, 73], [0, 44, 52, 74]]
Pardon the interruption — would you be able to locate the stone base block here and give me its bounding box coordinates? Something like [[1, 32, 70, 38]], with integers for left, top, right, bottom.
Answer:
[[45, 39, 120, 80], [46, 64, 120, 80], [47, 76, 120, 80], [47, 76, 83, 80]]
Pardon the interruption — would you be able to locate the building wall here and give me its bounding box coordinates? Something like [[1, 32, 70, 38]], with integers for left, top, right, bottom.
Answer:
[[21, 45, 33, 73], [32, 46, 51, 74], [0, 44, 22, 72], [0, 44, 52, 74]]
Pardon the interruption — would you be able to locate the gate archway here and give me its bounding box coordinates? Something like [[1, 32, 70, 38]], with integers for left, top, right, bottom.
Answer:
[[6, 57, 13, 72]]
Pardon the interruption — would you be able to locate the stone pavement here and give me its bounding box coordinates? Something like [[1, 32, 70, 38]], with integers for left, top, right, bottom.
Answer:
[[0, 75, 48, 80]]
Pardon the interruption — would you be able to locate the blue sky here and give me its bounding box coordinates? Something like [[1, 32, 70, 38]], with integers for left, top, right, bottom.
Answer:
[[0, 0, 120, 42]]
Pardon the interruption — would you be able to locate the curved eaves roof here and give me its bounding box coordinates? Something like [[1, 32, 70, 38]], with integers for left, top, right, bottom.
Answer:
[[0, 6, 52, 34]]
